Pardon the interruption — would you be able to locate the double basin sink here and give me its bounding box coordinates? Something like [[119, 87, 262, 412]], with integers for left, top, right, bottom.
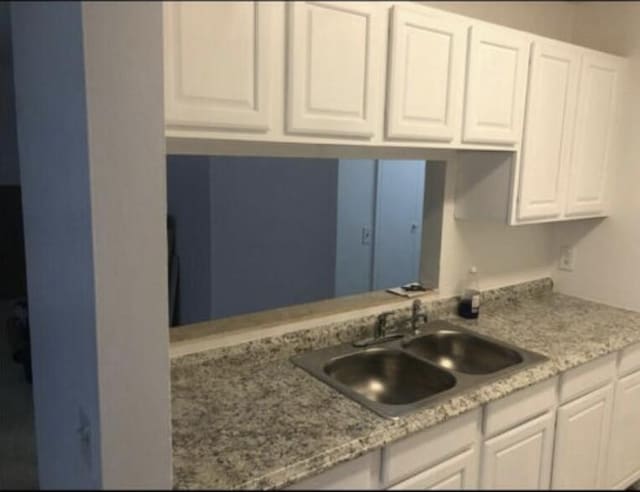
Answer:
[[291, 320, 546, 419]]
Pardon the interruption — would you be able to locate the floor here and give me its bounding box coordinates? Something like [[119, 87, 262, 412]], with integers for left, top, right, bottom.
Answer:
[[0, 299, 38, 489]]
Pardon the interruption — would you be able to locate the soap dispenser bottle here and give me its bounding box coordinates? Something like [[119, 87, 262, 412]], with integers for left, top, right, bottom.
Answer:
[[458, 266, 480, 319]]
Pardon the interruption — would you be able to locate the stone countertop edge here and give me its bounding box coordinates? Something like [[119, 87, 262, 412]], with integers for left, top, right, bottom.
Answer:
[[170, 278, 640, 490]]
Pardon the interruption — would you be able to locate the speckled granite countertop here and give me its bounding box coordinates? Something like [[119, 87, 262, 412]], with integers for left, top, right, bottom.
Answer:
[[171, 280, 640, 489]]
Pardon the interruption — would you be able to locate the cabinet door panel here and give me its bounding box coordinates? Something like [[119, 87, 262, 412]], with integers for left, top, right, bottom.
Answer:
[[607, 370, 640, 488], [463, 24, 530, 145], [390, 447, 478, 490], [552, 383, 614, 489], [386, 7, 466, 142], [517, 41, 580, 221], [565, 52, 620, 217], [164, 1, 272, 131], [287, 1, 383, 138], [287, 451, 380, 490], [481, 411, 554, 490]]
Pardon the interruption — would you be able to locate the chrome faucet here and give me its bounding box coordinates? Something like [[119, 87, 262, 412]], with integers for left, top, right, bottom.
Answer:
[[352, 301, 430, 348], [353, 311, 399, 347], [374, 311, 393, 339], [411, 299, 429, 334]]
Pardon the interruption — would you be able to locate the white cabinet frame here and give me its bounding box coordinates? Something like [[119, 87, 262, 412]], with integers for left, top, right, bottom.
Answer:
[[462, 24, 530, 145], [517, 41, 581, 221], [286, 1, 384, 138], [386, 6, 467, 143], [164, 1, 273, 132]]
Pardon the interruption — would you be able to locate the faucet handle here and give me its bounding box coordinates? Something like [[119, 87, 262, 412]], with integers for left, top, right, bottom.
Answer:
[[412, 299, 422, 314], [376, 311, 394, 333], [411, 299, 428, 333], [377, 311, 393, 325]]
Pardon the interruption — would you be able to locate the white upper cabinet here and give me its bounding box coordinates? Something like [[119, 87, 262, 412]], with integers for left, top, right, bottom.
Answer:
[[517, 41, 581, 221], [286, 1, 384, 139], [565, 51, 621, 217], [164, 1, 273, 132], [386, 6, 467, 142], [463, 24, 530, 145]]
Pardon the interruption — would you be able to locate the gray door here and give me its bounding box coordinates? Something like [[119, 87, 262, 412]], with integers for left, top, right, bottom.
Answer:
[[372, 160, 425, 290]]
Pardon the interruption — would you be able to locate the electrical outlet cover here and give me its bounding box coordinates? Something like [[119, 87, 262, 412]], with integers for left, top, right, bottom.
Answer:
[[559, 246, 576, 271]]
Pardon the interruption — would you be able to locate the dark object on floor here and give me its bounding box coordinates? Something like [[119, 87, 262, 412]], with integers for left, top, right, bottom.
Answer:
[[168, 214, 180, 327], [0, 186, 27, 299], [6, 299, 31, 383]]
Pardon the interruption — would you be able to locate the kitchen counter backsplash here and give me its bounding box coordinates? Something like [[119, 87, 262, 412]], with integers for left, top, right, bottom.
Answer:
[[172, 277, 554, 377]]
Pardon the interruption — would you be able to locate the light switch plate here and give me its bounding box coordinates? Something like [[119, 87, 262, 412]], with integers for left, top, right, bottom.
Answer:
[[361, 226, 372, 245]]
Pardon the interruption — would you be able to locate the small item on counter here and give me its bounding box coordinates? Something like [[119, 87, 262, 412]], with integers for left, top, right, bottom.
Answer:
[[387, 282, 429, 298], [458, 266, 480, 319], [401, 282, 427, 292]]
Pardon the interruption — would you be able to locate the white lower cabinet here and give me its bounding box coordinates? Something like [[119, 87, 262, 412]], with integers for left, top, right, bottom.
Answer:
[[480, 378, 557, 490], [607, 368, 640, 488], [389, 447, 476, 490], [382, 409, 481, 489], [286, 451, 381, 490], [552, 383, 614, 489], [551, 354, 617, 490], [481, 411, 555, 489], [288, 347, 640, 491]]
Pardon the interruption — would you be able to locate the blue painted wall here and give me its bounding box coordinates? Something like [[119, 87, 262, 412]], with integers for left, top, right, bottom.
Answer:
[[166, 155, 212, 325], [167, 156, 425, 324], [209, 156, 338, 319]]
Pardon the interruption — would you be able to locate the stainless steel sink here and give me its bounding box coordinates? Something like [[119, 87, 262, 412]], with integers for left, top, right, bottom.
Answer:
[[403, 330, 523, 374], [324, 349, 455, 405], [291, 320, 547, 419]]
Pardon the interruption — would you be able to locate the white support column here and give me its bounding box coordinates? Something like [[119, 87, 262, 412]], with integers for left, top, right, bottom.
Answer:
[[12, 2, 171, 488]]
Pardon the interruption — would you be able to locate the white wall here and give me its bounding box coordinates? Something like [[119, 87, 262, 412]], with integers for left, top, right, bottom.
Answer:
[[12, 2, 171, 488], [82, 4, 172, 487], [437, 154, 556, 297], [421, 1, 577, 297], [552, 2, 640, 310], [418, 1, 640, 307], [425, 1, 576, 42]]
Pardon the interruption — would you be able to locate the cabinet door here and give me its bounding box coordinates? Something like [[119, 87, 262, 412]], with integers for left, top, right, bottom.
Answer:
[[481, 411, 554, 489], [565, 52, 620, 217], [517, 41, 581, 221], [164, 1, 272, 132], [286, 1, 384, 138], [287, 451, 380, 490], [552, 383, 614, 489], [389, 447, 478, 490], [386, 6, 466, 142], [607, 370, 640, 488], [463, 24, 530, 145]]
